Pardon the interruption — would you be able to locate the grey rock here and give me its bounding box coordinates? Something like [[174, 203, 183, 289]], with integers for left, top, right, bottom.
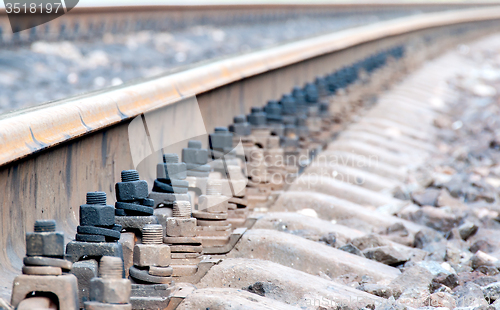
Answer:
[[471, 251, 499, 270], [357, 283, 393, 298], [424, 292, 456, 308], [454, 282, 488, 308], [319, 232, 337, 247], [338, 243, 364, 257], [389, 266, 434, 301], [374, 297, 407, 310], [471, 240, 495, 254], [432, 273, 459, 290], [411, 188, 441, 206], [414, 229, 444, 249], [416, 261, 454, 276], [352, 234, 388, 250], [459, 222, 479, 241], [473, 276, 500, 287], [477, 266, 500, 276], [363, 246, 410, 266], [492, 298, 500, 310], [483, 282, 500, 303], [436, 189, 467, 210], [244, 281, 283, 297], [407, 206, 460, 232], [385, 223, 409, 237]]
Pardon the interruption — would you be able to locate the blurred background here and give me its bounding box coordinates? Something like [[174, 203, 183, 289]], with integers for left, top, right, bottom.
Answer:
[[0, 0, 496, 114]]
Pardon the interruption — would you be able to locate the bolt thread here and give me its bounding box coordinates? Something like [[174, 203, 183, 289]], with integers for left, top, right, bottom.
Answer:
[[187, 140, 202, 149], [142, 224, 164, 245], [99, 256, 123, 279], [172, 201, 192, 218], [206, 180, 222, 195], [163, 153, 179, 164], [34, 220, 56, 232], [86, 192, 106, 205], [121, 170, 140, 182]]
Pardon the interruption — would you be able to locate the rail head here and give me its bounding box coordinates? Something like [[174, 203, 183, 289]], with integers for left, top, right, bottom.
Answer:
[[2, 6, 500, 167]]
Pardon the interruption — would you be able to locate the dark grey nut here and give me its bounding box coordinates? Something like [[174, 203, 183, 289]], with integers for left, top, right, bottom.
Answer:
[[115, 180, 148, 202], [229, 122, 251, 137], [182, 147, 208, 165], [156, 163, 187, 180], [247, 107, 267, 127], [209, 129, 233, 151], [80, 204, 115, 227], [26, 231, 65, 257]]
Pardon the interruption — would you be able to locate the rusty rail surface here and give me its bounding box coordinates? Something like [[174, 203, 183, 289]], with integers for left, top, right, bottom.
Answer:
[[1, 5, 500, 299]]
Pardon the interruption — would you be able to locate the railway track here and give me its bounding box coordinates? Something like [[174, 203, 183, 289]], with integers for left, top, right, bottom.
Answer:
[[3, 4, 500, 310]]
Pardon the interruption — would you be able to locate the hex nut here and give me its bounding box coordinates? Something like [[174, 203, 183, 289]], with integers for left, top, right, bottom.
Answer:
[[156, 163, 187, 180], [182, 148, 208, 165], [26, 231, 64, 257], [133, 244, 171, 267], [115, 180, 148, 202], [80, 204, 115, 227], [166, 218, 197, 237], [247, 108, 267, 127], [198, 195, 228, 213], [229, 122, 251, 137], [89, 278, 131, 304], [209, 132, 232, 151]]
